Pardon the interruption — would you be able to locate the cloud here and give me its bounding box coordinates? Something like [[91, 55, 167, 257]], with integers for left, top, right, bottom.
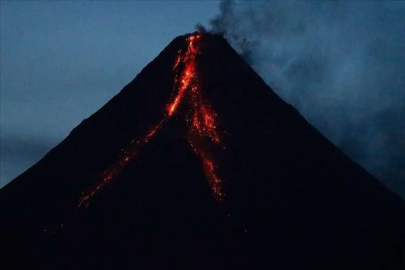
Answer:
[[208, 0, 405, 197]]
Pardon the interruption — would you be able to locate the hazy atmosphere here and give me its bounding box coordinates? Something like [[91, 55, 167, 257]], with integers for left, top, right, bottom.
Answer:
[[1, 1, 404, 198]]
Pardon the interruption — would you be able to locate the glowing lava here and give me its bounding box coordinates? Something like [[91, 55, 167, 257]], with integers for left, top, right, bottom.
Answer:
[[186, 75, 223, 200], [78, 119, 166, 207], [168, 34, 224, 200], [79, 34, 225, 206], [167, 36, 198, 116]]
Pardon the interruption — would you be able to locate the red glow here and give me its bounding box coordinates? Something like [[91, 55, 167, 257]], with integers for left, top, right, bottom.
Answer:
[[79, 34, 225, 206], [173, 53, 182, 70], [169, 35, 224, 201], [78, 119, 165, 207], [167, 36, 198, 116]]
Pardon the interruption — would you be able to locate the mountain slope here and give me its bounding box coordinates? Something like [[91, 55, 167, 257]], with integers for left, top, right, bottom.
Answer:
[[1, 32, 404, 270]]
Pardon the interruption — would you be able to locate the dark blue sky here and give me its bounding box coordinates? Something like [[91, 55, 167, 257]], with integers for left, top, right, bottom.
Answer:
[[1, 1, 218, 187]]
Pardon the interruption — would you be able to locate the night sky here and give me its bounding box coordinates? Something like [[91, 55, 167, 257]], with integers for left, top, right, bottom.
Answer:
[[1, 1, 404, 198]]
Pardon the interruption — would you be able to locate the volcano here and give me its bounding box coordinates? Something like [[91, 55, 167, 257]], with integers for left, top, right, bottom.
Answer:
[[1, 33, 404, 270]]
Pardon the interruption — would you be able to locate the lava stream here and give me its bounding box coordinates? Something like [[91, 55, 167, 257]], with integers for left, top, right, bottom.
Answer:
[[78, 119, 165, 207], [168, 34, 224, 200], [79, 34, 225, 206]]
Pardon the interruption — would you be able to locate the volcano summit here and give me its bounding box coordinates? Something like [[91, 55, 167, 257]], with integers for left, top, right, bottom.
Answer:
[[1, 33, 404, 270]]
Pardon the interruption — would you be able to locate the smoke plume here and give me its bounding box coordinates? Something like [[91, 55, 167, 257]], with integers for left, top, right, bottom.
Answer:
[[206, 0, 405, 197]]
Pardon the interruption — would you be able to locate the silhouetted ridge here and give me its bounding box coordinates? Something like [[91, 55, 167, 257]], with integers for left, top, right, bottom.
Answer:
[[1, 32, 404, 270]]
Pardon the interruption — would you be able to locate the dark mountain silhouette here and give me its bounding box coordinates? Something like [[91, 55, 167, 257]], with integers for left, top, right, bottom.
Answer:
[[1, 32, 404, 270]]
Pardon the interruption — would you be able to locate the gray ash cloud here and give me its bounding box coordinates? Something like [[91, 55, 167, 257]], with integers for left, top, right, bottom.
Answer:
[[205, 0, 405, 197]]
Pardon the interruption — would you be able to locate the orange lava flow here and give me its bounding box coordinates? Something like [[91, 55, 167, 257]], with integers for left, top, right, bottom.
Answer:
[[167, 35, 224, 200], [186, 74, 223, 200], [78, 119, 165, 207], [167, 37, 198, 116], [78, 34, 225, 206]]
